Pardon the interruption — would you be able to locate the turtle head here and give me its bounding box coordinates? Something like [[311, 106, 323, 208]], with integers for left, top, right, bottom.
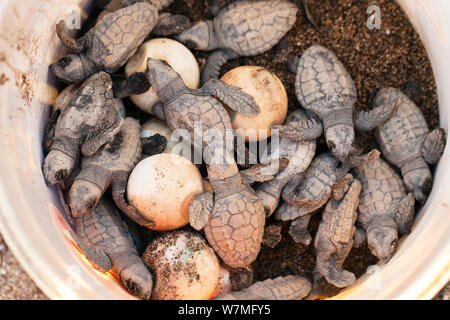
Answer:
[[43, 150, 76, 186], [146, 58, 185, 102], [50, 54, 88, 83], [403, 167, 432, 204], [68, 180, 102, 218], [176, 20, 218, 51], [325, 124, 355, 163], [119, 262, 154, 300], [367, 221, 398, 264]]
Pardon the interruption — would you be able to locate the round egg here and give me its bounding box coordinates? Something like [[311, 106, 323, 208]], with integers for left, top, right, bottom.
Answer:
[[221, 66, 288, 142], [127, 153, 204, 231], [211, 265, 232, 298], [125, 38, 200, 114], [143, 231, 220, 300]]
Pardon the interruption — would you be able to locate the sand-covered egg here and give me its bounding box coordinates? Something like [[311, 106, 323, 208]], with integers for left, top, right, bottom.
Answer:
[[127, 153, 204, 231], [221, 66, 288, 142], [143, 231, 220, 300], [125, 38, 200, 114]]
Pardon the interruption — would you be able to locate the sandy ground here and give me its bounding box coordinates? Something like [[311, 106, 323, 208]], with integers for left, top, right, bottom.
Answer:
[[0, 232, 447, 300]]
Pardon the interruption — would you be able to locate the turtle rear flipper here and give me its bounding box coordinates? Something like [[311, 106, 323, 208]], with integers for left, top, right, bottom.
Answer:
[[355, 103, 397, 132], [201, 78, 260, 116], [272, 118, 323, 142], [189, 192, 214, 231], [421, 128, 447, 165], [69, 230, 112, 272], [395, 193, 415, 235]]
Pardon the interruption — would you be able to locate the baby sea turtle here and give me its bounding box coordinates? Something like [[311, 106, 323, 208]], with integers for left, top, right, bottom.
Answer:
[[177, 0, 298, 83], [353, 152, 415, 264], [290, 45, 397, 162], [145, 58, 265, 268], [43, 73, 149, 154], [357, 88, 446, 203], [67, 118, 160, 231], [276, 152, 350, 221], [314, 177, 361, 289], [43, 72, 123, 186], [241, 109, 321, 216], [96, 0, 191, 36], [70, 198, 153, 300], [51, 2, 159, 83], [213, 275, 312, 300]]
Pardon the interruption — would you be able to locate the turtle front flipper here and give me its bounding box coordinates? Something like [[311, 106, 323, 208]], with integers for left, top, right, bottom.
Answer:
[[271, 118, 323, 142], [282, 174, 332, 212], [201, 50, 237, 84], [240, 159, 289, 185], [151, 13, 192, 37], [395, 193, 415, 235], [43, 109, 61, 154], [81, 117, 123, 157], [354, 103, 397, 132], [69, 230, 113, 272], [421, 128, 447, 165], [289, 214, 312, 246], [111, 170, 156, 230], [353, 225, 366, 248], [110, 251, 153, 300], [189, 192, 214, 231], [111, 72, 150, 99], [332, 174, 353, 201], [56, 20, 92, 54], [201, 78, 260, 116], [316, 253, 356, 288]]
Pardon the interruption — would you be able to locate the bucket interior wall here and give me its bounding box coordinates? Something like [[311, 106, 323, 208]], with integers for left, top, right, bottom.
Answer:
[[0, 0, 448, 300]]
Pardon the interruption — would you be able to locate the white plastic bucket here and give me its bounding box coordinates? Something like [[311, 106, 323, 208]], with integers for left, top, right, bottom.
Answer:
[[0, 0, 448, 300]]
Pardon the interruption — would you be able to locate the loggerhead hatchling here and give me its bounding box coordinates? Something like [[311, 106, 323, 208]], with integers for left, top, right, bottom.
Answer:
[[145, 58, 265, 268], [43, 72, 149, 154], [177, 0, 298, 83], [70, 197, 153, 300], [67, 118, 162, 231], [213, 275, 312, 300], [314, 177, 361, 289], [290, 45, 396, 162], [51, 2, 159, 83], [352, 152, 415, 264], [95, 0, 191, 36], [241, 109, 321, 216], [275, 152, 351, 221], [356, 88, 446, 203], [43, 72, 123, 186]]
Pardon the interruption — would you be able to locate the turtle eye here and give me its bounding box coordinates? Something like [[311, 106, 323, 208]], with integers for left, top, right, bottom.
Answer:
[[58, 56, 72, 68], [327, 141, 336, 150]]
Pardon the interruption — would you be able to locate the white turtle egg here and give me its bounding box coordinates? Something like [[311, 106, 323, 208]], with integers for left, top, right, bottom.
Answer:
[[127, 153, 204, 231], [143, 231, 220, 300], [125, 38, 200, 114], [221, 66, 288, 142]]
